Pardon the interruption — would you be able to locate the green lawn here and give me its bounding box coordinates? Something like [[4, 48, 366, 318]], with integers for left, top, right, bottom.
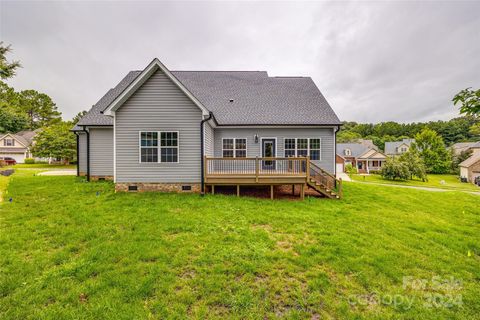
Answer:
[[1, 170, 479, 319], [351, 173, 480, 192]]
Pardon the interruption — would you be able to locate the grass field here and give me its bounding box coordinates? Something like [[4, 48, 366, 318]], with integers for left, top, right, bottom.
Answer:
[[351, 173, 480, 192], [1, 169, 479, 319]]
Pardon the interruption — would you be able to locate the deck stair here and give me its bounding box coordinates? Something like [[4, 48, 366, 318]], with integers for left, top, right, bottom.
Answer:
[[307, 162, 342, 199]]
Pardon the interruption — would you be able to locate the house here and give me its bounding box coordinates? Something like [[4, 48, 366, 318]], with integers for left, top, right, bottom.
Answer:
[[384, 138, 415, 157], [451, 141, 480, 156], [73, 58, 342, 199], [0, 130, 38, 163], [459, 153, 480, 184], [336, 139, 387, 173]]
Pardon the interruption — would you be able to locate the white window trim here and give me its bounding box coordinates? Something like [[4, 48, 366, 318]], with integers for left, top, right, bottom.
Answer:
[[283, 138, 322, 161], [222, 138, 248, 158], [139, 131, 180, 164]]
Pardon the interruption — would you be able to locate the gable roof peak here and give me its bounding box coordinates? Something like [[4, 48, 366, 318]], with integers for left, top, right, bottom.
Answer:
[[102, 58, 210, 117]]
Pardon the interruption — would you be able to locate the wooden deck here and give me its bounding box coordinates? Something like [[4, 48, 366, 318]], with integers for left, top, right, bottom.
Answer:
[[204, 157, 342, 199]]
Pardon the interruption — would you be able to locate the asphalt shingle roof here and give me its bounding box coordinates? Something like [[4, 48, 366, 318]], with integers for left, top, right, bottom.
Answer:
[[336, 143, 370, 158], [384, 139, 415, 155], [74, 69, 341, 128]]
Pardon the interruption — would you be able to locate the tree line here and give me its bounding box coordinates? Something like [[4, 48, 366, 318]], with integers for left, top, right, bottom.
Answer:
[[338, 116, 479, 150]]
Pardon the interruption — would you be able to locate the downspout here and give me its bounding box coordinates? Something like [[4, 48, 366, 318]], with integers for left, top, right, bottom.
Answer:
[[75, 132, 80, 176], [200, 112, 214, 195], [83, 126, 90, 182], [334, 126, 340, 188]]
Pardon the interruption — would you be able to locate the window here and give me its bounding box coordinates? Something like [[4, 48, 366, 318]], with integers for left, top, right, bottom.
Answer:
[[140, 132, 158, 163], [160, 132, 178, 163], [139, 131, 179, 163], [222, 138, 247, 158], [284, 139, 296, 157], [284, 138, 321, 160], [344, 149, 352, 156], [400, 147, 407, 153], [297, 139, 308, 157], [4, 138, 14, 146], [309, 139, 321, 160]]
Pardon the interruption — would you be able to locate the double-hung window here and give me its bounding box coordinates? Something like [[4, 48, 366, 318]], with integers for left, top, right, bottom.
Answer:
[[4, 138, 14, 146], [284, 138, 321, 160], [160, 132, 179, 163], [222, 138, 247, 158], [140, 131, 178, 163], [140, 132, 158, 163], [309, 139, 321, 160], [284, 139, 296, 157]]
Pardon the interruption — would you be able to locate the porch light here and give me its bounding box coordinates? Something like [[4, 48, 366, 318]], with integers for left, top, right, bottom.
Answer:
[[254, 134, 259, 143]]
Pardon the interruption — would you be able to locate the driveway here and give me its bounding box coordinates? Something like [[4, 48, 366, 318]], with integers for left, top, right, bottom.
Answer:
[[336, 172, 352, 182], [37, 170, 77, 176]]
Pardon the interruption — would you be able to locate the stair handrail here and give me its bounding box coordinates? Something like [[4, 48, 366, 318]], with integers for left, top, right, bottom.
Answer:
[[309, 161, 339, 190]]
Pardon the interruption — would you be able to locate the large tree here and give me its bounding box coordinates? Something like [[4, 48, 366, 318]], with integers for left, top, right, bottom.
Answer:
[[0, 42, 21, 79], [31, 122, 76, 163], [72, 110, 87, 124], [453, 88, 480, 116], [411, 128, 451, 174], [17, 89, 61, 129], [0, 108, 28, 133]]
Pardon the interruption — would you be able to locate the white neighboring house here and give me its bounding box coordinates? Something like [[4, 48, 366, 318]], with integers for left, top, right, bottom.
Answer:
[[0, 130, 39, 163]]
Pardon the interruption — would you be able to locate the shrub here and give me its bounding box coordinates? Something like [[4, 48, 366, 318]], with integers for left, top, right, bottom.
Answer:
[[381, 158, 410, 180], [24, 158, 35, 164], [345, 163, 357, 174]]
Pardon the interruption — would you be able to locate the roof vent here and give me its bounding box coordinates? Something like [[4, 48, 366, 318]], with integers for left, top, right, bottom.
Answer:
[[229, 99, 234, 103]]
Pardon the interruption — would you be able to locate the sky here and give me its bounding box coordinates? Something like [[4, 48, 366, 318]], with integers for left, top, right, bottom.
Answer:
[[1, 1, 479, 123]]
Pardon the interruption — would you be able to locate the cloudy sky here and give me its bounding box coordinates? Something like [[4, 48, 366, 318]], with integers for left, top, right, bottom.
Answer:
[[1, 1, 479, 123]]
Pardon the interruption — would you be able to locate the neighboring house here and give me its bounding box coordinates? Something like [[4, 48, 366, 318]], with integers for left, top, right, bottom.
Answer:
[[336, 139, 387, 173], [451, 141, 480, 156], [384, 138, 415, 157], [73, 58, 342, 198], [0, 130, 38, 163], [459, 153, 480, 184], [458, 142, 480, 184]]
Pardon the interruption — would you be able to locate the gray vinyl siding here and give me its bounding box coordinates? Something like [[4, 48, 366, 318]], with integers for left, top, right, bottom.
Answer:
[[78, 132, 87, 174], [89, 128, 114, 176], [115, 69, 203, 183], [204, 121, 214, 157], [213, 127, 336, 174]]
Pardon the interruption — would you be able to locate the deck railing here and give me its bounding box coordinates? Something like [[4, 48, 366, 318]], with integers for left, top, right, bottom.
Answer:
[[205, 157, 308, 178], [309, 161, 336, 191]]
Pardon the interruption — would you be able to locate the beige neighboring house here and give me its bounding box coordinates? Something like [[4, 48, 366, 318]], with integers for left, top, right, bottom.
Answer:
[[451, 141, 480, 156], [0, 130, 39, 163], [459, 142, 480, 183], [336, 139, 387, 173]]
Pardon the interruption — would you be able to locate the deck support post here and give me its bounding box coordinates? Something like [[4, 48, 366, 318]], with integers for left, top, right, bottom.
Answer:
[[270, 185, 274, 200], [300, 184, 305, 200], [212, 185, 215, 195], [237, 185, 240, 197]]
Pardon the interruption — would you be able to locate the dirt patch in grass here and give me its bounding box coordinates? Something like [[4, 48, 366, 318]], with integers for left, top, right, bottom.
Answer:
[[210, 185, 325, 200]]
